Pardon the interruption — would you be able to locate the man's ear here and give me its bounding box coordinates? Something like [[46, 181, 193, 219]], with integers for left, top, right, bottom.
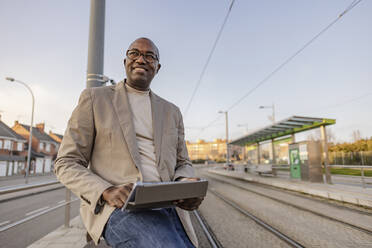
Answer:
[[124, 58, 127, 66], [156, 63, 161, 73]]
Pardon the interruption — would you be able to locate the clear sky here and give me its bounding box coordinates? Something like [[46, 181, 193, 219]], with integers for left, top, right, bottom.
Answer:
[[0, 0, 371, 143]]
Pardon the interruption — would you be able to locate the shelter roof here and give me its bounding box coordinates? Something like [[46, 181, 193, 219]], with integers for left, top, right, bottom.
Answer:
[[230, 116, 335, 146]]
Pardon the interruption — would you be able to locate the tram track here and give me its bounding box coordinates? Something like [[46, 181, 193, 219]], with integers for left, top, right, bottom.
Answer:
[[204, 172, 372, 237], [208, 188, 304, 248], [193, 210, 224, 248]]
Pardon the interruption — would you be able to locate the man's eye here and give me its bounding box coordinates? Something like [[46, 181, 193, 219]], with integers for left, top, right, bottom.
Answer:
[[145, 54, 156, 60], [129, 51, 139, 56]]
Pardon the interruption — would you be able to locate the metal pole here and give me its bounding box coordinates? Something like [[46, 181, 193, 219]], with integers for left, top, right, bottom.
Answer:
[[342, 151, 345, 165], [5, 78, 34, 184], [271, 139, 276, 165], [225, 112, 229, 165], [86, 0, 106, 88], [361, 151, 366, 189], [271, 139, 277, 176], [64, 188, 71, 228], [320, 126, 332, 184], [257, 142, 261, 164]]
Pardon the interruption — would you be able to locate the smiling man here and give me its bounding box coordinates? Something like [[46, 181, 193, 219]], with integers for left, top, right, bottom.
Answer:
[[54, 38, 202, 248]]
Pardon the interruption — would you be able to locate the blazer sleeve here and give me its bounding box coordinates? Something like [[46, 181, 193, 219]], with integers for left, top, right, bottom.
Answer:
[[54, 89, 113, 214], [173, 108, 196, 180]]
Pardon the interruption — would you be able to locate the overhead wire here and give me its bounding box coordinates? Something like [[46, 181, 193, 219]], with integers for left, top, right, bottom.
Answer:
[[193, 0, 364, 138], [227, 0, 363, 111], [183, 0, 236, 120]]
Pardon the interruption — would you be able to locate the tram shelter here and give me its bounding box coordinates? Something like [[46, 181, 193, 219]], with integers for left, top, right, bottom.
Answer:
[[229, 116, 336, 184]]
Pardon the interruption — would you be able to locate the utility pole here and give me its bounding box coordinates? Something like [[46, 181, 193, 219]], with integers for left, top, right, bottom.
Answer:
[[86, 0, 106, 88]]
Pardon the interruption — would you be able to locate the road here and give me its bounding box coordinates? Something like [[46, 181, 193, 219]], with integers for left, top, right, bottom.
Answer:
[[0, 174, 56, 188], [0, 187, 79, 248]]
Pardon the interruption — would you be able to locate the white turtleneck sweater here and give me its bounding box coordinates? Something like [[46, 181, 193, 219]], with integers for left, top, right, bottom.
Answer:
[[125, 83, 161, 182]]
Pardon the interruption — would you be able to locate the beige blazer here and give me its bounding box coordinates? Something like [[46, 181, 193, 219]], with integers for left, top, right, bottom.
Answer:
[[54, 82, 198, 246]]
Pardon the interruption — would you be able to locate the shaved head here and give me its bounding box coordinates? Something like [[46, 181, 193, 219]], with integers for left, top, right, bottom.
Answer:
[[128, 37, 160, 60]]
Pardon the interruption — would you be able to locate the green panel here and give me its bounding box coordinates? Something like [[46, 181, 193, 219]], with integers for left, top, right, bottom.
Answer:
[[289, 147, 301, 179], [273, 136, 292, 145]]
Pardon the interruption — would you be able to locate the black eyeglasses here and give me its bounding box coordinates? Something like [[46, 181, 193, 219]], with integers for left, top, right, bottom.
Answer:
[[126, 49, 159, 63]]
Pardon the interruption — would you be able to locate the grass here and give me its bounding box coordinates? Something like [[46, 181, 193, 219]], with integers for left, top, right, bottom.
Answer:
[[275, 167, 372, 177], [328, 167, 372, 177]]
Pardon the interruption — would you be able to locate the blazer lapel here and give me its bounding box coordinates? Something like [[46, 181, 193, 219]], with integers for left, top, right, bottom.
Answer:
[[111, 82, 142, 172], [150, 92, 163, 166]]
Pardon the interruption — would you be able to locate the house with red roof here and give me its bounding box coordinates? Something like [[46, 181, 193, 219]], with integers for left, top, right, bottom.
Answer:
[[12, 121, 59, 174]]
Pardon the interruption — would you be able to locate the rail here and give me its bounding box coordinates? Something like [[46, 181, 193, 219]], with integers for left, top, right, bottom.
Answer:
[[193, 210, 222, 248], [209, 188, 304, 248]]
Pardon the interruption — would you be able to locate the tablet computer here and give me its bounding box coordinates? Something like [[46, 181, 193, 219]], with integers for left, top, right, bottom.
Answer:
[[121, 179, 208, 211]]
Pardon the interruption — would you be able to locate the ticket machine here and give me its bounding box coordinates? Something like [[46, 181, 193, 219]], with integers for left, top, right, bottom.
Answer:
[[289, 140, 323, 182]]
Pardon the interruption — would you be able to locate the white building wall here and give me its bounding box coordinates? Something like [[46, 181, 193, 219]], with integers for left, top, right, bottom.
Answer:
[[0, 161, 6, 176], [35, 158, 44, 173], [44, 158, 52, 172]]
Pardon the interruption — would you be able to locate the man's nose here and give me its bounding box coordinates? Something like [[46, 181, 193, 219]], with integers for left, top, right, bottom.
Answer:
[[135, 54, 146, 64]]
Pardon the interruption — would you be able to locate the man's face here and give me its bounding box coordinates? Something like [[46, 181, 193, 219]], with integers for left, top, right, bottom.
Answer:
[[124, 38, 161, 90]]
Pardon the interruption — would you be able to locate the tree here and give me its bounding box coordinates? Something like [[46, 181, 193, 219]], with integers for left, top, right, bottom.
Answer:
[[352, 130, 361, 142]]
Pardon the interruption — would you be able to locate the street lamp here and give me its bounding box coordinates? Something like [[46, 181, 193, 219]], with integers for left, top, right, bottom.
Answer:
[[218, 110, 229, 165], [259, 103, 275, 124], [5, 77, 35, 184]]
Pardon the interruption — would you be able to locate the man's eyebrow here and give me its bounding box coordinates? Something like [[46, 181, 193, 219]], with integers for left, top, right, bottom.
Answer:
[[129, 48, 156, 54]]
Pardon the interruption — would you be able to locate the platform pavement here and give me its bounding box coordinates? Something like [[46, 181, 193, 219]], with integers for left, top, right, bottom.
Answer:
[[28, 168, 372, 247], [27, 215, 109, 248], [208, 168, 372, 209]]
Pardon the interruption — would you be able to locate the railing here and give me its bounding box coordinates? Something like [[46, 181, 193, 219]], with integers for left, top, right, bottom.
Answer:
[[222, 163, 371, 188], [0, 182, 78, 232], [329, 165, 371, 189]]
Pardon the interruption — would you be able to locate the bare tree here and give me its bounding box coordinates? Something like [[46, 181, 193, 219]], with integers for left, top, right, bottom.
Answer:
[[307, 128, 336, 143], [352, 130, 361, 142]]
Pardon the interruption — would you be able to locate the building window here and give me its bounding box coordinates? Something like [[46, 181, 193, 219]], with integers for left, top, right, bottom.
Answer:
[[46, 143, 51, 152], [17, 142, 23, 151], [4, 140, 11, 150], [0, 140, 2, 149], [39, 142, 44, 150]]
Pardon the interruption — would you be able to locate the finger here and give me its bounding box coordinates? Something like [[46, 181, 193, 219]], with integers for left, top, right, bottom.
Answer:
[[125, 183, 134, 190], [117, 191, 130, 203], [114, 198, 124, 208], [120, 184, 133, 192]]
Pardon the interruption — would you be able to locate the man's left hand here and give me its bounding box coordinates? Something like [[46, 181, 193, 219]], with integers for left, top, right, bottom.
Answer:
[[174, 177, 204, 211]]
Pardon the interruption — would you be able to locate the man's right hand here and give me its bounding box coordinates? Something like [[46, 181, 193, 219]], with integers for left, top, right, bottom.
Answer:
[[102, 183, 133, 208]]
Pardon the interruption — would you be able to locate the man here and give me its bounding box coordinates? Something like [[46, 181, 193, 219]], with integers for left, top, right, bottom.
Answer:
[[54, 38, 202, 248]]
